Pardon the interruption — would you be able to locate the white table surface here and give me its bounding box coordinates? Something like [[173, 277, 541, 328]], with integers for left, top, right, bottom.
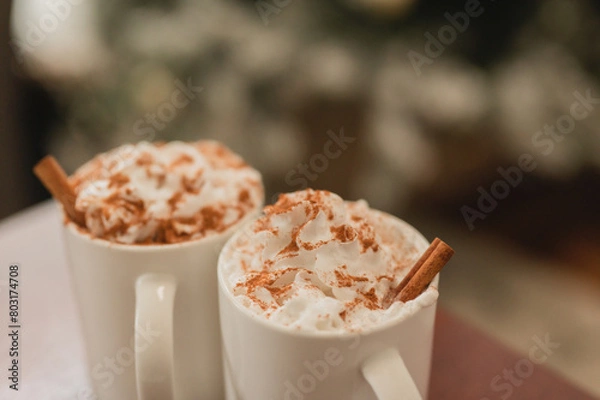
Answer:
[[0, 201, 92, 400]]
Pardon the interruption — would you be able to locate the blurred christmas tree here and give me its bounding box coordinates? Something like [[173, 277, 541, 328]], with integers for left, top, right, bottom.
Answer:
[[10, 0, 600, 209]]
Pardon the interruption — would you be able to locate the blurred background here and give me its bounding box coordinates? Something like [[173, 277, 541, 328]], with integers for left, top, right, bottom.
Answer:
[[1, 0, 599, 396]]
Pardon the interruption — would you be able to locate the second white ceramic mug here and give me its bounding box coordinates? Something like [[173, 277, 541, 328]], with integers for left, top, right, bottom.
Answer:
[[218, 210, 438, 400]]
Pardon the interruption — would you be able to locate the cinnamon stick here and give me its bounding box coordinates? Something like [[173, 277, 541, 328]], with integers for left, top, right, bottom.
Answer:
[[33, 156, 85, 226], [384, 238, 454, 307]]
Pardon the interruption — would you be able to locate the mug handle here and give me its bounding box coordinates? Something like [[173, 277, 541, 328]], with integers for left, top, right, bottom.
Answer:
[[135, 273, 177, 400], [361, 348, 423, 400]]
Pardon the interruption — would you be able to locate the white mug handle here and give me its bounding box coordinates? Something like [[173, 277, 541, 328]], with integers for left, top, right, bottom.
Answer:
[[361, 348, 423, 400], [135, 274, 177, 400]]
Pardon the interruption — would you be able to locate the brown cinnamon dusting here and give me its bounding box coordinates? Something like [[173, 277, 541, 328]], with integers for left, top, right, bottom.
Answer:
[[148, 167, 167, 188], [278, 226, 300, 256], [334, 268, 369, 288], [355, 222, 379, 253], [342, 298, 362, 316], [239, 189, 250, 204], [265, 283, 293, 301], [238, 268, 293, 292], [157, 174, 166, 188], [253, 217, 278, 235], [360, 237, 379, 252], [167, 192, 183, 210], [239, 271, 277, 291], [200, 206, 225, 231], [246, 295, 271, 311], [90, 193, 147, 241], [241, 260, 250, 273], [136, 152, 154, 166], [265, 194, 298, 216], [236, 267, 300, 310], [330, 225, 357, 242], [153, 217, 197, 244], [109, 173, 130, 188], [300, 240, 326, 251], [361, 288, 380, 310], [103, 193, 145, 215], [170, 153, 194, 168], [266, 190, 330, 220], [103, 219, 129, 237], [181, 169, 204, 194]]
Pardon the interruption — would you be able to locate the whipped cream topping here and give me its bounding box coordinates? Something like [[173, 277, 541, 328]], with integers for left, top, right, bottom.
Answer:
[[70, 141, 263, 244], [221, 189, 437, 333]]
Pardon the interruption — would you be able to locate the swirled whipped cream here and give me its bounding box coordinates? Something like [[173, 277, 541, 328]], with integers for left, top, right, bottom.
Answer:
[[221, 189, 437, 333], [70, 141, 263, 244]]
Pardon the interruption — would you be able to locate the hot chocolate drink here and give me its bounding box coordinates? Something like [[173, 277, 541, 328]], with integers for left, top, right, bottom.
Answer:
[[69, 141, 263, 244], [220, 189, 438, 333]]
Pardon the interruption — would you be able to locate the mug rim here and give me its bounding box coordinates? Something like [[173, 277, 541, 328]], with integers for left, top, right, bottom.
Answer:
[[218, 207, 439, 339]]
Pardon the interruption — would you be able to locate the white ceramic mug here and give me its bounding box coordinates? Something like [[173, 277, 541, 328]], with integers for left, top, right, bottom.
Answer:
[[218, 211, 438, 400], [63, 204, 261, 400]]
